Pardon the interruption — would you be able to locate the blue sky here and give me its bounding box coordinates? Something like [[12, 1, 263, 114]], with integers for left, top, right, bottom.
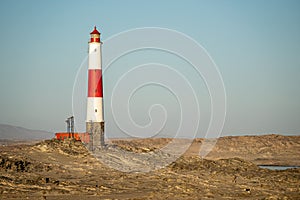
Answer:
[[0, 0, 299, 137]]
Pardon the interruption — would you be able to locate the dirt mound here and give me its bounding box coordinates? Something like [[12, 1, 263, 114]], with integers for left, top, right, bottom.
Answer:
[[33, 138, 88, 156], [0, 139, 89, 174]]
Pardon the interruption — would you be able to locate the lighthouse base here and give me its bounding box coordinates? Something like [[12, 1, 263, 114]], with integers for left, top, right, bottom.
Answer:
[[86, 122, 105, 151]]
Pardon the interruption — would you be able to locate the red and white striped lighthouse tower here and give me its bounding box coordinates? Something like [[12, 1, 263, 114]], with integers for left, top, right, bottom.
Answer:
[[86, 26, 105, 150]]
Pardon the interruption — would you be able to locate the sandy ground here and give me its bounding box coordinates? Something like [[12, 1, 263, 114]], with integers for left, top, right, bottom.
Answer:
[[0, 135, 299, 199]]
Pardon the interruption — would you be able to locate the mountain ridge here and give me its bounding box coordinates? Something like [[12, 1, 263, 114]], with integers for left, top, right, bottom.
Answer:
[[0, 124, 53, 140]]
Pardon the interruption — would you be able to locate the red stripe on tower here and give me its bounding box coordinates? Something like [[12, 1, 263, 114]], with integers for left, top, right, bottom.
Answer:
[[88, 69, 103, 97]]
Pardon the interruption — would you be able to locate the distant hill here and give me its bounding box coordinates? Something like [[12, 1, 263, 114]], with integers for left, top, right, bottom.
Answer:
[[0, 124, 53, 140]]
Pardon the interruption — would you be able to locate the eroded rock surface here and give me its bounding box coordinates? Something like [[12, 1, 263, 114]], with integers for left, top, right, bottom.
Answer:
[[0, 136, 299, 199]]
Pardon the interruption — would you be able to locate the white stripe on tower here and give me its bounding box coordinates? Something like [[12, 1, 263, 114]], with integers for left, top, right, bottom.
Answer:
[[86, 26, 104, 123]]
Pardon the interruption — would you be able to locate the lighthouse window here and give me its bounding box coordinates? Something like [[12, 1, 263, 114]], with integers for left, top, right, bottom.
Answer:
[[95, 109, 97, 112], [94, 48, 97, 52]]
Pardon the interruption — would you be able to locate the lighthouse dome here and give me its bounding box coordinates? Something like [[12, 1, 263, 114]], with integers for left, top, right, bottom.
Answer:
[[90, 26, 100, 35]]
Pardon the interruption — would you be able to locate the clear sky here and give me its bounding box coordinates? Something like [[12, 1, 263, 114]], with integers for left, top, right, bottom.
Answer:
[[0, 0, 299, 137]]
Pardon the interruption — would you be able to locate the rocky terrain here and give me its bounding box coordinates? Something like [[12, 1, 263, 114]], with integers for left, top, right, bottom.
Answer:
[[110, 134, 300, 166], [0, 135, 299, 199]]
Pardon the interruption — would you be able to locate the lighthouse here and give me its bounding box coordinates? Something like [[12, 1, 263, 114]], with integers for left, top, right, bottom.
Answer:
[[86, 26, 105, 150]]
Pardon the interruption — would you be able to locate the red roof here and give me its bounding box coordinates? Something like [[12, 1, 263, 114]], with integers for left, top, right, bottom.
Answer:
[[90, 26, 100, 35]]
